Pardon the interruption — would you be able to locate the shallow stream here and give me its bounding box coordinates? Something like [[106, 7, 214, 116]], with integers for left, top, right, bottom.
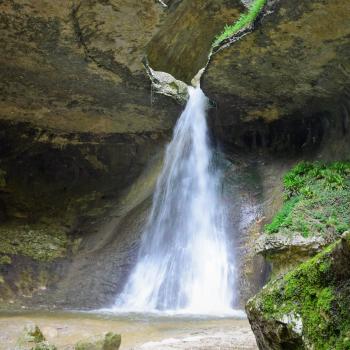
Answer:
[[0, 311, 257, 349]]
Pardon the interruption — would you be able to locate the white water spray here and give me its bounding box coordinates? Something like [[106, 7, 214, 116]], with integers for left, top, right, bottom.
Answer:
[[113, 87, 236, 314]]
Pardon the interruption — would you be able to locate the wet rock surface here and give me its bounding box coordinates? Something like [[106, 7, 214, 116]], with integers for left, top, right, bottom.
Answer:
[[0, 0, 181, 305], [147, 0, 244, 84]]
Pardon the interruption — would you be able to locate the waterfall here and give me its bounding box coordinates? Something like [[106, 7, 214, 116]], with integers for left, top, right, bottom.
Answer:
[[113, 86, 236, 314]]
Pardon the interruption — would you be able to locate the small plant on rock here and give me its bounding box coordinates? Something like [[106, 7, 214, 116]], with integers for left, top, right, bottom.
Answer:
[[213, 0, 267, 47]]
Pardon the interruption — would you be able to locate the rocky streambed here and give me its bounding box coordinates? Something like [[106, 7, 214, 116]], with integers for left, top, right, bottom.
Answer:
[[0, 311, 257, 350]]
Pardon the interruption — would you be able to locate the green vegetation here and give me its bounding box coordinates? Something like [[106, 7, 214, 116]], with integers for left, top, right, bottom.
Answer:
[[18, 324, 57, 350], [265, 161, 350, 237], [213, 0, 267, 47], [75, 332, 121, 350], [0, 224, 69, 262], [254, 234, 350, 350], [265, 196, 300, 234]]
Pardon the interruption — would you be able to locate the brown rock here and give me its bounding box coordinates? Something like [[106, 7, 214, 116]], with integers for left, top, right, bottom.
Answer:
[[202, 0, 350, 143]]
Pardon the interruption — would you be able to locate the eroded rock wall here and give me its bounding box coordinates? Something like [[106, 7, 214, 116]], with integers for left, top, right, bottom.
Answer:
[[0, 0, 181, 304]]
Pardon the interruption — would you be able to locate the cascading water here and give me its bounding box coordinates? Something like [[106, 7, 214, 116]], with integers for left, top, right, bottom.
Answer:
[[113, 86, 236, 314]]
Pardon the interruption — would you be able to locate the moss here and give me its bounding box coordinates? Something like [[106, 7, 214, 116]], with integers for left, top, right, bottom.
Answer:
[[213, 0, 267, 47], [18, 323, 57, 349], [0, 255, 12, 265], [33, 343, 57, 350], [265, 161, 350, 238], [75, 332, 121, 350], [265, 196, 300, 233], [256, 235, 350, 349], [0, 223, 70, 262], [104, 332, 122, 350]]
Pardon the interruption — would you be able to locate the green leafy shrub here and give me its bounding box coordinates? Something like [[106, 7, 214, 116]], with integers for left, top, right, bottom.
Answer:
[[265, 161, 350, 237], [265, 196, 299, 234], [213, 0, 267, 47]]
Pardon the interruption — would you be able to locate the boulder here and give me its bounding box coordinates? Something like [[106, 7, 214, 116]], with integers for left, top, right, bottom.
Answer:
[[75, 332, 121, 350], [246, 233, 350, 350]]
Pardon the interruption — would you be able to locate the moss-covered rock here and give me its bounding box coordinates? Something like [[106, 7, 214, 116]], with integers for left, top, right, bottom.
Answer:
[[0, 0, 180, 134], [75, 332, 121, 350], [257, 161, 350, 276], [246, 233, 350, 350], [22, 323, 45, 343], [202, 0, 350, 151], [0, 224, 69, 262]]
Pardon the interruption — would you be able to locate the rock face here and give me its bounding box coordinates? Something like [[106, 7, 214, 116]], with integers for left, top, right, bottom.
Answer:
[[0, 0, 182, 304], [246, 233, 350, 350], [0, 0, 179, 134], [202, 0, 350, 152], [147, 0, 245, 83], [75, 332, 121, 350], [0, 0, 181, 223]]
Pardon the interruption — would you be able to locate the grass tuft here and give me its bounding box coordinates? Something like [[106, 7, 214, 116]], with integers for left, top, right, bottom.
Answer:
[[213, 0, 267, 47]]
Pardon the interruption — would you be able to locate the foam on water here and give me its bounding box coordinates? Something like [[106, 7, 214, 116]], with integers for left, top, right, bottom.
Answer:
[[111, 87, 237, 315]]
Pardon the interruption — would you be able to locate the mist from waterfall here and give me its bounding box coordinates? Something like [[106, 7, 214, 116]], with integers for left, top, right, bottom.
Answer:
[[113, 86, 236, 314]]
